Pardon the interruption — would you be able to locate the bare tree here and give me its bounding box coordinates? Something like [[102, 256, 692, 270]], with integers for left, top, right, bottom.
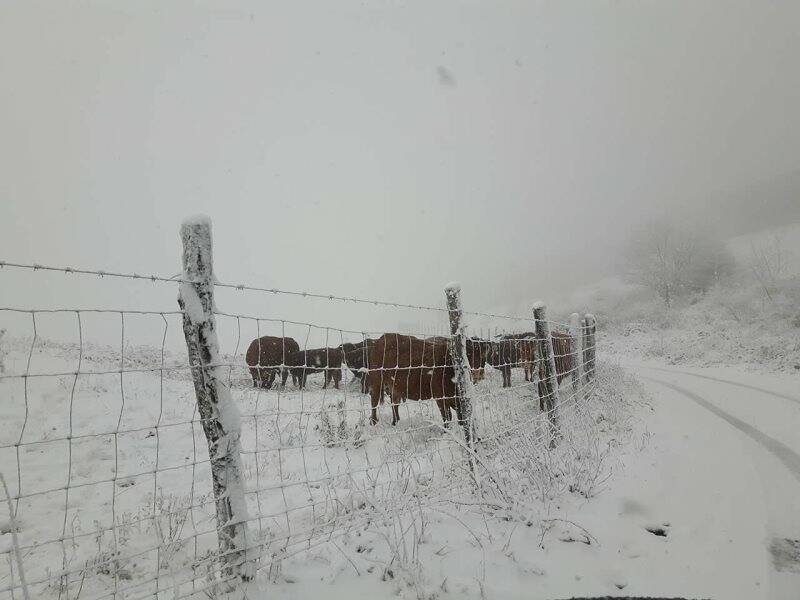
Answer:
[[747, 234, 788, 301], [624, 220, 734, 306]]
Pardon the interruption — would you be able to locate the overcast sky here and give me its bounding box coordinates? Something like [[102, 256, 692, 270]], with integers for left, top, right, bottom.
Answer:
[[1, 1, 799, 349]]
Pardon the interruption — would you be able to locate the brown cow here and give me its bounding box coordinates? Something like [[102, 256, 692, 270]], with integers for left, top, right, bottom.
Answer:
[[487, 335, 535, 388], [245, 336, 300, 389], [425, 336, 488, 383], [340, 339, 377, 393], [466, 337, 489, 383], [367, 334, 462, 426], [519, 338, 537, 382], [550, 331, 573, 384], [286, 347, 344, 389]]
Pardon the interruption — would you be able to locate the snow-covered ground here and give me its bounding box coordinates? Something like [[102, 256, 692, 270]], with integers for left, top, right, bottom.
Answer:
[[2, 326, 799, 599], [625, 361, 800, 600], [0, 335, 649, 600], [261, 360, 800, 600]]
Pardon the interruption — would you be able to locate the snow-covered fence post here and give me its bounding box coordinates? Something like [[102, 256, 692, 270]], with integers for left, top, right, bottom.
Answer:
[[533, 302, 560, 446], [444, 283, 475, 449], [569, 313, 585, 395], [178, 216, 253, 585], [583, 313, 596, 382]]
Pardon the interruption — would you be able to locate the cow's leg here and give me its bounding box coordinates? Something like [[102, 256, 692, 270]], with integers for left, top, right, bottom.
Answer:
[[258, 370, 265, 389], [322, 369, 328, 389], [391, 395, 400, 426], [333, 370, 341, 389], [280, 368, 289, 387], [437, 398, 450, 425], [265, 370, 276, 390], [368, 374, 381, 424]]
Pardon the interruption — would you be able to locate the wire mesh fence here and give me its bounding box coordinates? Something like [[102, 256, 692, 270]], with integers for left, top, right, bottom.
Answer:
[[0, 217, 598, 600]]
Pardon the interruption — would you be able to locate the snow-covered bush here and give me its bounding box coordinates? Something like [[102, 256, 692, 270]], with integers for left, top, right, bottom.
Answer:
[[479, 361, 648, 518], [601, 274, 800, 371], [318, 398, 366, 449]]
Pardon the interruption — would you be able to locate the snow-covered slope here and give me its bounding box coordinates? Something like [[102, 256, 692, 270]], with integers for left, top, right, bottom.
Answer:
[[561, 222, 800, 373]]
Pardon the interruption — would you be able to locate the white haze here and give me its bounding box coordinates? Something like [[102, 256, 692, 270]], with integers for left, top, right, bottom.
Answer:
[[1, 1, 800, 350]]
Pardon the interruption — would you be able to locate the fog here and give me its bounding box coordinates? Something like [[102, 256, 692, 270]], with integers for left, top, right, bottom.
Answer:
[[2, 1, 799, 350]]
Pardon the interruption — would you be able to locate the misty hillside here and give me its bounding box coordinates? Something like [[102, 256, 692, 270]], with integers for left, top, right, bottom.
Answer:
[[569, 222, 800, 372]]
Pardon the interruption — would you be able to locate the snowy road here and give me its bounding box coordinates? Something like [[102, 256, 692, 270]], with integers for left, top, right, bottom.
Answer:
[[628, 362, 800, 600]]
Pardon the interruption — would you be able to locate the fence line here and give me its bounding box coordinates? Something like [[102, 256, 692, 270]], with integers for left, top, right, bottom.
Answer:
[[0, 261, 542, 323], [0, 216, 601, 600]]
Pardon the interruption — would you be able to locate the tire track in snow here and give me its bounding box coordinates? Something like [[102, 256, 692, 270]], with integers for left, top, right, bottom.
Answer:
[[638, 365, 800, 406], [645, 377, 800, 484]]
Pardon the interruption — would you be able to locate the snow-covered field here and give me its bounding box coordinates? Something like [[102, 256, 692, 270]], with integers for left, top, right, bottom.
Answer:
[[272, 359, 800, 600], [4, 215, 800, 600], [3, 320, 800, 599], [0, 333, 649, 600]]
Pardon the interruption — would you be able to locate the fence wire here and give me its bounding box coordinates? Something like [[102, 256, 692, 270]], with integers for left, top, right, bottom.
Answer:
[[0, 263, 597, 600]]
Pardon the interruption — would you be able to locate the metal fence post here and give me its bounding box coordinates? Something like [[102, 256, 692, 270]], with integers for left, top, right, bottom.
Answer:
[[533, 302, 560, 446], [178, 216, 253, 584]]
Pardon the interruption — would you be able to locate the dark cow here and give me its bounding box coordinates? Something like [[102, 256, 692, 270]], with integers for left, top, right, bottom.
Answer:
[[517, 332, 538, 381], [550, 331, 573, 384], [466, 337, 490, 383], [486, 335, 536, 388], [500, 332, 537, 382], [367, 334, 462, 426], [245, 336, 300, 389], [341, 339, 376, 393], [286, 347, 344, 389], [424, 336, 489, 383], [424, 336, 488, 369]]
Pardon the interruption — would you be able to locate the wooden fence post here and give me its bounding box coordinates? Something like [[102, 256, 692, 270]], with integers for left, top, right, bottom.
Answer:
[[444, 283, 474, 449], [583, 313, 596, 382], [569, 313, 585, 395], [178, 216, 253, 584], [533, 302, 560, 446]]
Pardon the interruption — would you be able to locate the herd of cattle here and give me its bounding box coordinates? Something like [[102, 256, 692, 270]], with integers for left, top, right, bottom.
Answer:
[[245, 332, 576, 426]]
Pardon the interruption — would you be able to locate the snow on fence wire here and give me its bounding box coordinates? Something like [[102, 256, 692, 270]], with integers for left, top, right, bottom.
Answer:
[[0, 216, 598, 600]]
